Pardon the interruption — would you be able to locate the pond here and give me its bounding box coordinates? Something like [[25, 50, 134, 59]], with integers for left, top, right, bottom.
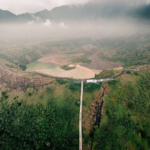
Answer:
[[26, 61, 95, 79]]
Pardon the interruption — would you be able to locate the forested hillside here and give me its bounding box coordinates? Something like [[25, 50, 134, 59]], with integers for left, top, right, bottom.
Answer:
[[94, 71, 150, 150], [98, 35, 150, 67], [0, 82, 80, 150]]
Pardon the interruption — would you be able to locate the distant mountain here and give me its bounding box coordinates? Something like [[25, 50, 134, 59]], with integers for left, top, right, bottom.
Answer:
[[34, 9, 51, 22], [35, 3, 131, 22], [133, 4, 150, 19], [17, 13, 35, 23], [0, 9, 17, 22], [0, 2, 150, 24]]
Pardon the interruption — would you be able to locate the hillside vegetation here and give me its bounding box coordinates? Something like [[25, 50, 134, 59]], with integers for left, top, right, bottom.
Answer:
[[98, 35, 150, 67], [94, 71, 150, 150], [1, 36, 150, 71], [0, 81, 80, 150], [0, 39, 91, 71]]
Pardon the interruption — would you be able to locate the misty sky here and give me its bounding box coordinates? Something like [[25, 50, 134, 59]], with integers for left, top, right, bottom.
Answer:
[[0, 0, 149, 14], [0, 0, 90, 14]]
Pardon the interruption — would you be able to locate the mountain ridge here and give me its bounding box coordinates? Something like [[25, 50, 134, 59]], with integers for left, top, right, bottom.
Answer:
[[0, 3, 150, 24]]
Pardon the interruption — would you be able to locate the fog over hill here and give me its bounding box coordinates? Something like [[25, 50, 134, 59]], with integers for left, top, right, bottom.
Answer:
[[0, 1, 150, 24], [0, 0, 150, 44]]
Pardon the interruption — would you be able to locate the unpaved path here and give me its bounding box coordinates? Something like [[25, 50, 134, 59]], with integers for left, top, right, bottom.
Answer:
[[79, 81, 83, 150]]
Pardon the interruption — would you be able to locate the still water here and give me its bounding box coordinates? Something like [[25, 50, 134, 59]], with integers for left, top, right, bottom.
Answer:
[[26, 61, 95, 79]]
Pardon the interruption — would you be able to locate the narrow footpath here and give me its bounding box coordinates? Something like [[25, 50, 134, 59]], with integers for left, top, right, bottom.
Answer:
[[79, 81, 83, 150]]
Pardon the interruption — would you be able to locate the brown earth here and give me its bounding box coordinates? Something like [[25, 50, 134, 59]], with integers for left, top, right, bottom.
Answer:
[[25, 55, 31, 61], [38, 53, 84, 65], [82, 44, 97, 51], [103, 51, 114, 58], [0, 65, 54, 91], [83, 85, 107, 150], [81, 52, 122, 70]]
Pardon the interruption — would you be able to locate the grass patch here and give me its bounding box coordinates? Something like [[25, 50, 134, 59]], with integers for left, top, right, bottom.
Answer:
[[72, 55, 91, 63], [60, 65, 76, 70], [95, 70, 114, 79], [56, 79, 68, 85]]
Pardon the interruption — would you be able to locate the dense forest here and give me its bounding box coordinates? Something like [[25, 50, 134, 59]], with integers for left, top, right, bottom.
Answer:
[[0, 88, 79, 150], [1, 70, 150, 150], [0, 78, 103, 150], [94, 71, 150, 150]]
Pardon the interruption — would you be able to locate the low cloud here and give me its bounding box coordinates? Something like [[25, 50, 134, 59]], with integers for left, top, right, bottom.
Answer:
[[59, 22, 68, 28], [43, 19, 52, 27], [27, 21, 34, 25]]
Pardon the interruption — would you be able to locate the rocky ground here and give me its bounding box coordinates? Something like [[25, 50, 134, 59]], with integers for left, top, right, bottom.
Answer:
[[0, 65, 54, 91]]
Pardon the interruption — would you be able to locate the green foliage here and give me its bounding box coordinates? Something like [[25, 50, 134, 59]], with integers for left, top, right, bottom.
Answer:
[[60, 65, 75, 70], [72, 55, 91, 63], [1, 91, 8, 100], [29, 84, 33, 88], [84, 83, 102, 92], [89, 128, 95, 138], [98, 35, 150, 67], [94, 71, 150, 150], [56, 80, 68, 85], [0, 96, 79, 150], [46, 87, 53, 93], [0, 45, 41, 69], [134, 72, 139, 76], [126, 71, 131, 74], [69, 82, 101, 92], [95, 70, 114, 79], [69, 82, 81, 91], [18, 64, 27, 71], [5, 64, 14, 68], [83, 134, 90, 145], [28, 92, 32, 96], [107, 80, 118, 86]]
